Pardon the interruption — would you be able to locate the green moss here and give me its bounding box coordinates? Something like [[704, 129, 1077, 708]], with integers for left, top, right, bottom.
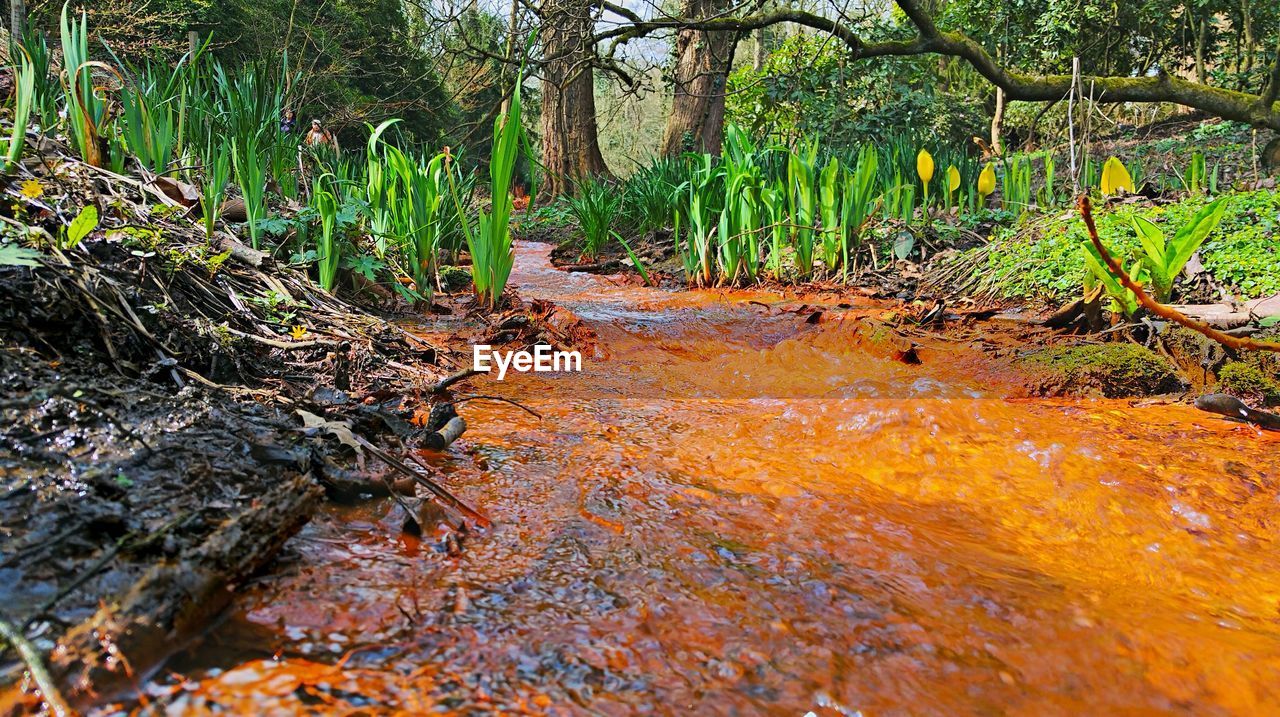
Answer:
[[438, 264, 472, 293], [1019, 343, 1182, 398], [1217, 361, 1280, 406]]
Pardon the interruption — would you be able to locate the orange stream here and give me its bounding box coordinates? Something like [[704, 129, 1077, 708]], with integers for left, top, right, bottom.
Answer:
[[160, 242, 1280, 715]]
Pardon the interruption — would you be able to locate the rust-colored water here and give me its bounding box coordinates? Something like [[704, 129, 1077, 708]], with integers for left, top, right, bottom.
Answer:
[[157, 243, 1279, 715]]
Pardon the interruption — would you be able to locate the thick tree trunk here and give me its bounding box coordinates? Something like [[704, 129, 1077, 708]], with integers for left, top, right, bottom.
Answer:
[[660, 0, 738, 156], [539, 0, 609, 197]]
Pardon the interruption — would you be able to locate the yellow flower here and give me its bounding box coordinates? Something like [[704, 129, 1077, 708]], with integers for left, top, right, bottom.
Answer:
[[290, 325, 308, 340], [947, 165, 961, 194], [20, 180, 44, 199], [916, 149, 934, 185], [977, 163, 996, 199], [1100, 157, 1133, 195]]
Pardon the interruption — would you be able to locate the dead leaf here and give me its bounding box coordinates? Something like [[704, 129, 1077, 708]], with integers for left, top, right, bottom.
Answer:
[[296, 409, 360, 451], [149, 175, 200, 208]]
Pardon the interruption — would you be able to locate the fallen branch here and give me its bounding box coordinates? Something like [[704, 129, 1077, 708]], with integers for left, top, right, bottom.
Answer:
[[430, 368, 481, 392], [421, 416, 467, 450], [454, 394, 543, 419], [213, 232, 271, 268], [1078, 196, 1280, 353], [566, 260, 622, 273], [51, 475, 321, 699], [352, 434, 491, 529], [0, 616, 73, 717]]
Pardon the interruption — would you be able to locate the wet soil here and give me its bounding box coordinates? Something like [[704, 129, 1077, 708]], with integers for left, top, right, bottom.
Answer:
[[148, 242, 1280, 715], [0, 347, 323, 710]]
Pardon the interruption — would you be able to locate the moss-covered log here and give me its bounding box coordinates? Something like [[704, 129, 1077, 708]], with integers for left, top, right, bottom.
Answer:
[[597, 0, 1280, 133]]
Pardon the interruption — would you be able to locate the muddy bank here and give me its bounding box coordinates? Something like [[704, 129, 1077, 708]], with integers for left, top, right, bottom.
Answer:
[[0, 230, 612, 714], [539, 228, 1280, 407], [1, 348, 322, 704]]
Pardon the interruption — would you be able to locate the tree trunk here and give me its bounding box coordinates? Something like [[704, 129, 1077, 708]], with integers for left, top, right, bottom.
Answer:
[[10, 0, 24, 38], [990, 46, 1005, 155], [753, 27, 765, 70], [1241, 0, 1256, 80], [539, 0, 609, 197], [1195, 18, 1209, 84], [499, 0, 519, 116], [991, 86, 1005, 155], [660, 0, 738, 156]]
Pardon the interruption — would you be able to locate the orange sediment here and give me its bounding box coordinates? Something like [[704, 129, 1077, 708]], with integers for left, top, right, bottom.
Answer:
[[163, 242, 1280, 715]]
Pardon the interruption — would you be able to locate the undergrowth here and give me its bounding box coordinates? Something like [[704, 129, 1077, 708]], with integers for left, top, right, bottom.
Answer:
[[975, 189, 1280, 301]]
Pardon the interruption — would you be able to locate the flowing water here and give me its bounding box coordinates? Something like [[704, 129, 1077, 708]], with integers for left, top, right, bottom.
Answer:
[[161, 242, 1280, 715]]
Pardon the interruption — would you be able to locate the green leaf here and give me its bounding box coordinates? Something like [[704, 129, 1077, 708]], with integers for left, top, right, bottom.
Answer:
[[343, 254, 384, 282], [1130, 215, 1165, 269], [1167, 197, 1228, 280], [613, 231, 651, 286], [0, 242, 43, 267], [64, 205, 99, 249], [391, 279, 424, 304], [1079, 238, 1137, 317], [257, 216, 292, 237]]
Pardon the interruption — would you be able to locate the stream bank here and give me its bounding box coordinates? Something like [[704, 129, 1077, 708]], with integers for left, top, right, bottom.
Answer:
[[0, 152, 563, 712]]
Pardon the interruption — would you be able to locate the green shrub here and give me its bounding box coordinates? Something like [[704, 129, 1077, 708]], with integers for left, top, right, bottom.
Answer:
[[566, 177, 624, 260]]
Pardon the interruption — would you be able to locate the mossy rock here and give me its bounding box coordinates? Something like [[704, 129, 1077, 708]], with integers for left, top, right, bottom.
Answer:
[[1232, 328, 1280, 375], [1019, 343, 1183, 398], [1216, 361, 1280, 406], [438, 265, 472, 293]]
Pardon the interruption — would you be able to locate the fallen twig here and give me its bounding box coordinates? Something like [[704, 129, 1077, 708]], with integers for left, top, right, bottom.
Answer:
[[1078, 196, 1280, 353], [352, 434, 491, 529], [454, 394, 543, 419], [430, 368, 481, 392], [0, 616, 72, 717]]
